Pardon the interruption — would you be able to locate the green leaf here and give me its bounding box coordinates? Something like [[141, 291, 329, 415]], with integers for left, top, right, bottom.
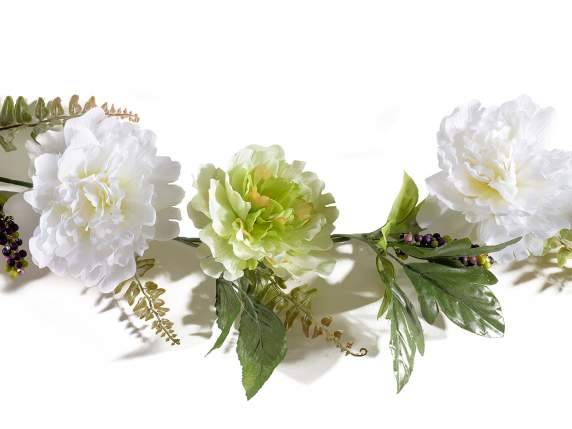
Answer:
[[135, 258, 155, 277], [376, 256, 395, 319], [392, 236, 521, 259], [237, 290, 287, 399], [209, 278, 242, 354], [388, 284, 425, 393], [0, 134, 17, 152], [14, 96, 32, 123], [560, 229, 572, 242], [124, 281, 140, 306], [379, 172, 419, 250], [0, 191, 16, 208], [557, 248, 571, 267], [403, 263, 504, 337], [0, 96, 15, 126], [386, 172, 419, 226], [390, 198, 425, 237], [33, 97, 49, 121]]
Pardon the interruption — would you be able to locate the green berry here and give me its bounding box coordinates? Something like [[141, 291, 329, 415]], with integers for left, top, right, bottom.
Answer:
[[477, 254, 488, 266]]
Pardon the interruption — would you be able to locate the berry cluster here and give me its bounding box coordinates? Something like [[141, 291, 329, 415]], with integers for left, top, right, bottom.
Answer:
[[398, 232, 495, 269], [0, 212, 28, 278], [459, 245, 494, 269], [401, 232, 452, 248]]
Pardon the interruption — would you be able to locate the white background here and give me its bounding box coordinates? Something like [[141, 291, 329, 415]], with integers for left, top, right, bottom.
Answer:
[[1, 1, 572, 428]]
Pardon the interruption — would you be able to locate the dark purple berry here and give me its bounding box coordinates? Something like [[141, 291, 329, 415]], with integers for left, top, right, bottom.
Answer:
[[422, 234, 433, 246], [414, 234, 422, 243], [437, 237, 446, 246], [2, 247, 10, 256], [6, 258, 15, 267], [468, 256, 478, 266], [459, 256, 468, 265], [18, 250, 27, 258], [15, 238, 22, 246], [433, 233, 441, 239], [15, 261, 22, 269], [0, 234, 6, 245]]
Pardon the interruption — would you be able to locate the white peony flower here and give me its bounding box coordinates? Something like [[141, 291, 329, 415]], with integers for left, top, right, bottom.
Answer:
[[418, 95, 572, 262], [188, 145, 338, 281], [22, 108, 184, 291]]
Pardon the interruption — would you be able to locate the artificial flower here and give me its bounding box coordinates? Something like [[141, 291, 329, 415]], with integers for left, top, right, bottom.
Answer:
[[188, 145, 338, 280], [418, 95, 572, 262], [22, 107, 184, 291]]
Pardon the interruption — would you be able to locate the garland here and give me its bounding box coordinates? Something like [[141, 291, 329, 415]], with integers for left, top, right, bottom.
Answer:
[[0, 94, 570, 399]]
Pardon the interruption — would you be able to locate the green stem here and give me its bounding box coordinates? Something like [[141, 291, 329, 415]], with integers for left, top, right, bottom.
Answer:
[[0, 176, 33, 188], [174, 236, 202, 247], [332, 232, 386, 254], [0, 112, 138, 134]]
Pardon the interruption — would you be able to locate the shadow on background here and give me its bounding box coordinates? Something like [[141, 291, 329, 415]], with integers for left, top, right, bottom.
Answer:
[[1, 263, 49, 293], [503, 252, 571, 292]]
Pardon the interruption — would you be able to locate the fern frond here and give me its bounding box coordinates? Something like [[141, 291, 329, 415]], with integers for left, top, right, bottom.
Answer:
[[114, 258, 181, 346], [0, 95, 140, 152], [246, 266, 367, 357]]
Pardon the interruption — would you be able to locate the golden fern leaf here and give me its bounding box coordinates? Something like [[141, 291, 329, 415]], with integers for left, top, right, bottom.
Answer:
[[114, 258, 181, 346], [246, 266, 367, 357]]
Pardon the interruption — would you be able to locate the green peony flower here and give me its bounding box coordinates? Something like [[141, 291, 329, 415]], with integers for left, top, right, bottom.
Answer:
[[188, 145, 338, 281]]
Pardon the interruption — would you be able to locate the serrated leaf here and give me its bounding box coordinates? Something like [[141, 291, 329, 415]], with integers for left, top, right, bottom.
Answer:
[[378, 285, 394, 319], [209, 278, 242, 353], [388, 284, 424, 393], [393, 237, 521, 259], [376, 256, 395, 319], [237, 290, 287, 400], [403, 263, 504, 337]]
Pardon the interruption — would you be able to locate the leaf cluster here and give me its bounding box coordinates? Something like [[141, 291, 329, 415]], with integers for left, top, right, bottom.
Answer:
[[0, 95, 139, 152], [342, 172, 515, 392], [209, 266, 366, 399], [114, 258, 180, 346]]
